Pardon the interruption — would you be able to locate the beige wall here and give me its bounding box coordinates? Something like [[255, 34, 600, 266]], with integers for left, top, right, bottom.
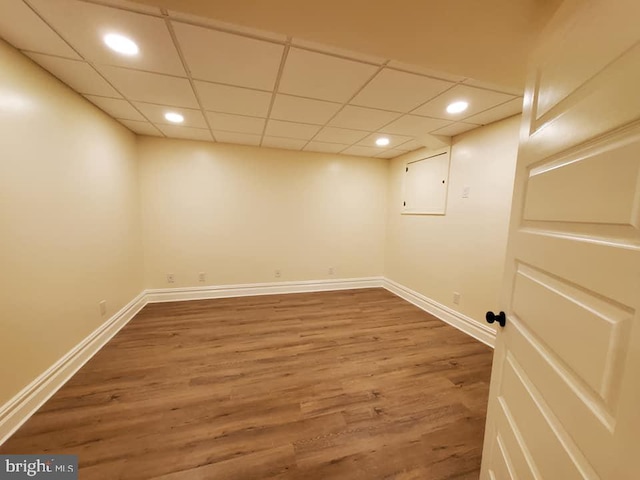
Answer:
[[385, 116, 520, 326], [0, 40, 143, 405], [137, 138, 388, 288]]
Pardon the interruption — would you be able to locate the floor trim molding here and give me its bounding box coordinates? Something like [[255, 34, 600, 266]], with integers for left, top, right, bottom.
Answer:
[[382, 278, 496, 348], [0, 292, 147, 446], [144, 277, 384, 303]]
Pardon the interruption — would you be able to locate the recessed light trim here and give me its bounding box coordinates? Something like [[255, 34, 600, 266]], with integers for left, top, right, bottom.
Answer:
[[375, 137, 390, 147], [446, 101, 469, 114], [103, 33, 139, 56], [164, 112, 184, 123]]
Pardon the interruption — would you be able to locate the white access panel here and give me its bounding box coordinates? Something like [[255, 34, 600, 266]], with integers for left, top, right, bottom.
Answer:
[[402, 148, 451, 215]]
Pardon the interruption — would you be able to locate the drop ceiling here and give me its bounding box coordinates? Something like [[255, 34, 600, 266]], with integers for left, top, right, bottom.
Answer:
[[131, 0, 563, 90], [0, 0, 524, 158]]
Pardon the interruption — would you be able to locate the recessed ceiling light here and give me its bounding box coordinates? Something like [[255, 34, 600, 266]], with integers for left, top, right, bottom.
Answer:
[[103, 33, 139, 56], [164, 112, 184, 123], [446, 101, 469, 114], [375, 137, 390, 147]]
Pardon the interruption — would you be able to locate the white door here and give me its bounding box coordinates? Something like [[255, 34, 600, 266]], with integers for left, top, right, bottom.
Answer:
[[480, 0, 640, 478]]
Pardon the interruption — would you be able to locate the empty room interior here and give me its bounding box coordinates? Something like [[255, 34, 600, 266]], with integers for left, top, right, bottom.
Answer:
[[0, 0, 639, 478]]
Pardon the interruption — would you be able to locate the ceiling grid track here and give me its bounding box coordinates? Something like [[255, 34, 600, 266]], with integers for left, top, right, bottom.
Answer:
[[162, 8, 217, 142], [259, 38, 291, 147]]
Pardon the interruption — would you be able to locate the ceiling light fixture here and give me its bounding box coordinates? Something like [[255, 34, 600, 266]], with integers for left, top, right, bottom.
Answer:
[[446, 101, 469, 114], [103, 33, 139, 56], [375, 137, 390, 147], [164, 112, 184, 123]]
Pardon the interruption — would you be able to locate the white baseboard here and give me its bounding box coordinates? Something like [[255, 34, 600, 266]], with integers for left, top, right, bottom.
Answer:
[[145, 276, 384, 303], [0, 275, 493, 447], [382, 278, 496, 348], [0, 292, 147, 446]]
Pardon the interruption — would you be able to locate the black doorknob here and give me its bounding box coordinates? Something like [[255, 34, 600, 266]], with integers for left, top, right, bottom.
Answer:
[[486, 311, 506, 328]]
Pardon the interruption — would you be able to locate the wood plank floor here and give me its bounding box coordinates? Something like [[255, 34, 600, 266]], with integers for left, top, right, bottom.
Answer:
[[0, 288, 494, 479]]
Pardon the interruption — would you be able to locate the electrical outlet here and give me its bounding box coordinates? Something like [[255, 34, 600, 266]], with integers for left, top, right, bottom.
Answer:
[[275, 269, 281, 278], [462, 186, 470, 198], [167, 273, 175, 284], [328, 267, 335, 275], [453, 292, 461, 305], [198, 272, 206, 283], [99, 300, 107, 316]]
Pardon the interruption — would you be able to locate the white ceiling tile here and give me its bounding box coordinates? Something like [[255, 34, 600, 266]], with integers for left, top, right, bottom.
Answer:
[[291, 38, 386, 65], [29, 0, 185, 75], [195, 81, 271, 117], [0, 0, 80, 58], [357, 133, 413, 149], [304, 142, 348, 154], [261, 136, 307, 150], [278, 48, 377, 102], [380, 115, 451, 136], [206, 112, 265, 134], [172, 22, 284, 90], [412, 84, 516, 120], [168, 11, 287, 42], [158, 125, 213, 141], [133, 102, 207, 128], [463, 78, 523, 96], [96, 66, 198, 107], [393, 139, 425, 151], [432, 122, 479, 137], [118, 119, 162, 136], [85, 95, 145, 121], [213, 131, 261, 146], [314, 127, 369, 145], [464, 97, 523, 125], [351, 69, 453, 112], [264, 120, 320, 140], [375, 149, 408, 159], [270, 95, 341, 125], [26, 53, 121, 97], [328, 105, 400, 131], [96, 0, 162, 14], [386, 61, 466, 83], [342, 145, 381, 157]]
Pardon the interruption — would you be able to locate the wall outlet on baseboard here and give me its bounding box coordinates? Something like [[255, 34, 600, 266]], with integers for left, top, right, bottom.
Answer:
[[275, 269, 281, 278], [198, 272, 206, 283], [167, 273, 175, 284], [453, 292, 461, 305], [328, 267, 335, 275], [99, 300, 107, 316]]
